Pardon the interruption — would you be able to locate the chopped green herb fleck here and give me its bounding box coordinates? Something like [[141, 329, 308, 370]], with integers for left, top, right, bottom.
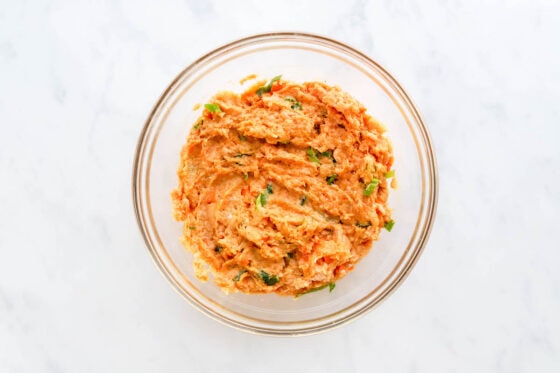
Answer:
[[363, 179, 379, 196], [299, 284, 328, 295], [287, 252, 295, 259], [233, 269, 247, 282], [234, 153, 251, 158], [238, 133, 247, 141], [384, 220, 395, 232], [256, 192, 267, 209], [296, 282, 336, 297], [300, 195, 307, 206], [256, 75, 282, 97], [384, 170, 395, 178], [307, 147, 321, 164], [188, 226, 196, 230], [255, 184, 274, 209], [326, 174, 338, 185], [244, 173, 249, 181], [204, 103, 221, 113], [356, 221, 372, 228], [260, 270, 279, 286], [214, 245, 223, 253], [193, 119, 204, 130], [284, 97, 302, 110], [318, 150, 336, 163], [318, 150, 330, 157]]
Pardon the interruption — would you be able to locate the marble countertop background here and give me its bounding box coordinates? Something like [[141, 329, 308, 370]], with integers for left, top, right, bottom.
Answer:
[[1, 0, 559, 371]]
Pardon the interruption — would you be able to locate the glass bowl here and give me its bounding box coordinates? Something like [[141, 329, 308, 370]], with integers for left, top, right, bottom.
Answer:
[[132, 32, 437, 335]]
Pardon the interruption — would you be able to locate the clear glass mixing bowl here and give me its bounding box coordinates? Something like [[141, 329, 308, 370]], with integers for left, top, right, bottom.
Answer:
[[133, 32, 438, 335]]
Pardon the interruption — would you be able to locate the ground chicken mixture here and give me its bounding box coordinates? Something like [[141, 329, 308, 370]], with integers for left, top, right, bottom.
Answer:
[[171, 76, 394, 296]]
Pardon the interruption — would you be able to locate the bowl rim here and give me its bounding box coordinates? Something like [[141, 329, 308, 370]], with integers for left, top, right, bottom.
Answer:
[[132, 31, 438, 336]]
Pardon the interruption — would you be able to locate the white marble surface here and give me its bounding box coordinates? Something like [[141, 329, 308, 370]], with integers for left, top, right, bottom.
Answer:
[[1, 0, 559, 371]]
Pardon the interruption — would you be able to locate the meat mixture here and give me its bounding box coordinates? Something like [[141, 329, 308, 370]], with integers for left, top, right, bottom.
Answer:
[[171, 76, 394, 296]]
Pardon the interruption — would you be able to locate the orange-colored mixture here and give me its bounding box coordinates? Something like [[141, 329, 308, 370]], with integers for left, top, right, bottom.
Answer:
[[172, 77, 394, 296]]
